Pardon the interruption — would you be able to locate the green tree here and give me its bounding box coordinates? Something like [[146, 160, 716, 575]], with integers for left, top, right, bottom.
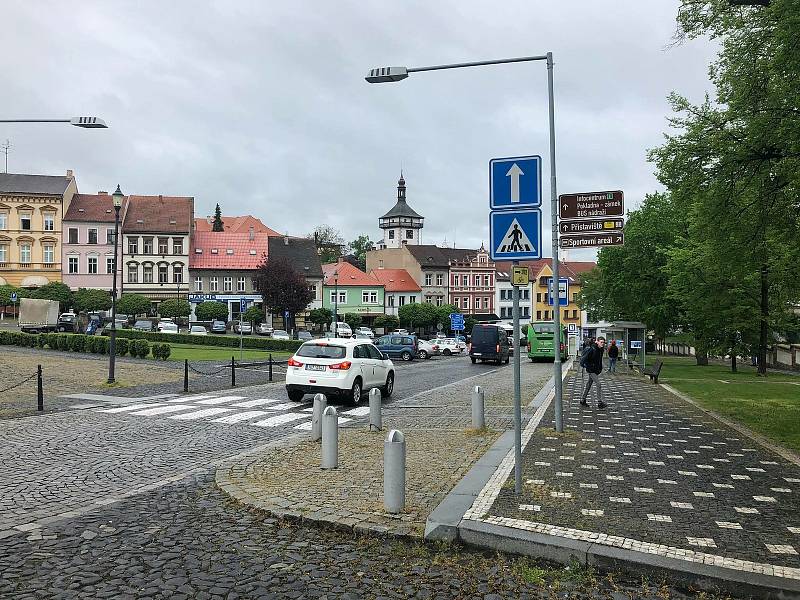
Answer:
[[308, 307, 333, 332], [195, 301, 229, 322], [435, 304, 461, 329], [158, 299, 191, 319], [307, 225, 345, 264], [0, 285, 27, 307], [73, 288, 112, 313], [117, 293, 152, 317], [343, 312, 362, 330], [30, 282, 72, 311], [242, 305, 265, 323], [348, 235, 374, 271], [212, 203, 224, 232], [254, 257, 315, 326], [373, 314, 399, 332]]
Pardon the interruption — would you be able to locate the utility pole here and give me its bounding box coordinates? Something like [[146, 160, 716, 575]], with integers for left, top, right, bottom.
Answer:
[[1, 140, 11, 173]]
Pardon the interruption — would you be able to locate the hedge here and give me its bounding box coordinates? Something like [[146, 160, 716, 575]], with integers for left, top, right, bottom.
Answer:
[[112, 328, 302, 352], [0, 331, 159, 360]]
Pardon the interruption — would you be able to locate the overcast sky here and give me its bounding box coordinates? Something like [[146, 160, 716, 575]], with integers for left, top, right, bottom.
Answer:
[[3, 1, 716, 260]]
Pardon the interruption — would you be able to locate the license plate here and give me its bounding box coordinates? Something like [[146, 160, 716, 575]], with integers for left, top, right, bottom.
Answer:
[[473, 353, 482, 356], [305, 364, 326, 372]]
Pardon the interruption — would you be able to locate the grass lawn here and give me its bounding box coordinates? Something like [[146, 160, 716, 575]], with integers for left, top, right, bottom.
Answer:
[[656, 355, 800, 452], [167, 343, 293, 363]]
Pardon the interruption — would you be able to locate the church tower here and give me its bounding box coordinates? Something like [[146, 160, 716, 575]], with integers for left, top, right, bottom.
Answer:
[[378, 174, 424, 249]]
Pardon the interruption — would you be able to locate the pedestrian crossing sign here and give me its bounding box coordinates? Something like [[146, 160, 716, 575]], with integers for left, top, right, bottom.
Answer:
[[489, 208, 542, 260]]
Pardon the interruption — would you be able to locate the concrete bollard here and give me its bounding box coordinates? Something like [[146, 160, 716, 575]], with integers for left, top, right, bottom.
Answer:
[[384, 429, 406, 513], [321, 406, 338, 469], [369, 387, 382, 431], [311, 393, 327, 442], [472, 385, 485, 429]]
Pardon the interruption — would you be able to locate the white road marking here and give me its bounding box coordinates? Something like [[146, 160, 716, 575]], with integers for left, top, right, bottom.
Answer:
[[211, 411, 272, 424], [230, 398, 284, 408], [253, 413, 309, 427], [166, 395, 215, 403], [294, 417, 352, 430], [196, 396, 246, 405], [342, 406, 371, 416], [99, 403, 164, 413], [260, 402, 302, 411], [128, 405, 197, 416], [168, 407, 233, 420]]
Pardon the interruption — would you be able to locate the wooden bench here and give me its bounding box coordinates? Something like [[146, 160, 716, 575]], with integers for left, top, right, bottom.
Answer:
[[641, 360, 663, 384]]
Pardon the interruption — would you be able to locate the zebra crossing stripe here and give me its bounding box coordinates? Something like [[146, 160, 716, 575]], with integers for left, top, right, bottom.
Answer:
[[196, 396, 246, 405], [231, 398, 284, 408], [128, 404, 197, 416], [167, 395, 215, 403], [168, 407, 233, 420], [342, 406, 371, 416], [252, 413, 309, 427], [210, 410, 271, 424], [99, 403, 164, 413], [294, 417, 352, 430], [260, 402, 301, 411]]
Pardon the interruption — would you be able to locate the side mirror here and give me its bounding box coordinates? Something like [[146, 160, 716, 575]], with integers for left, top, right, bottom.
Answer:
[[381, 352, 390, 360]]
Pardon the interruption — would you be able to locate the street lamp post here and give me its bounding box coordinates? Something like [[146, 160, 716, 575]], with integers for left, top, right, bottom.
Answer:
[[107, 185, 123, 384], [333, 271, 339, 338], [0, 117, 108, 128], [366, 54, 565, 497]]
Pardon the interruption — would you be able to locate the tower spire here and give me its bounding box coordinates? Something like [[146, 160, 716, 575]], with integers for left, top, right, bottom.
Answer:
[[397, 171, 406, 202]]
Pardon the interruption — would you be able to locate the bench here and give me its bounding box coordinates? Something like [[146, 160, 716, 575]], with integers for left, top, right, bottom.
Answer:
[[641, 360, 663, 384]]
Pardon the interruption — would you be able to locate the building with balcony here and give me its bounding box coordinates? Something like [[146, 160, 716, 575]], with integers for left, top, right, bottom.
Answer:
[[447, 244, 496, 318], [0, 171, 77, 288], [62, 192, 128, 291]]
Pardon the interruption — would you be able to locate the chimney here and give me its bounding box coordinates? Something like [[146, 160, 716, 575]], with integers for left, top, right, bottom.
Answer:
[[98, 190, 107, 195], [66, 169, 73, 179], [206, 216, 212, 224], [249, 225, 254, 241], [284, 235, 289, 246]]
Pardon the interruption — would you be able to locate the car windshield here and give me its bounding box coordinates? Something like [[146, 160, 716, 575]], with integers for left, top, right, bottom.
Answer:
[[191, 326, 205, 332], [532, 324, 555, 334], [135, 321, 149, 327], [471, 326, 499, 344], [296, 344, 346, 359]]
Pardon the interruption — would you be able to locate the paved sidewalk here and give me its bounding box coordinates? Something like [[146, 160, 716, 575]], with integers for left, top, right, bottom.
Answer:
[[461, 368, 800, 596]]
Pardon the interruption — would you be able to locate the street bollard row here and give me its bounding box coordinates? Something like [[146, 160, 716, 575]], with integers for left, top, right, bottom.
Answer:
[[369, 387, 382, 430], [472, 385, 485, 429]]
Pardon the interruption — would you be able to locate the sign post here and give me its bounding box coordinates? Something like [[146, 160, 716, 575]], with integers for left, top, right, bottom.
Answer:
[[239, 298, 247, 361], [9, 292, 18, 324]]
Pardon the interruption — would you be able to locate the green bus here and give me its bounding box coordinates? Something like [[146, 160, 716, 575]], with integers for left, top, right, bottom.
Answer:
[[527, 321, 568, 362]]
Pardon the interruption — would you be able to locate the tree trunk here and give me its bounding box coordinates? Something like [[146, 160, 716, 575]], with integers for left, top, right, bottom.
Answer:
[[758, 263, 768, 376], [731, 352, 737, 373], [696, 347, 709, 366]]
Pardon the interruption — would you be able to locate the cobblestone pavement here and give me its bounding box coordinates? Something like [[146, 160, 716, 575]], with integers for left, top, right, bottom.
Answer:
[[468, 369, 800, 584], [0, 473, 715, 600]]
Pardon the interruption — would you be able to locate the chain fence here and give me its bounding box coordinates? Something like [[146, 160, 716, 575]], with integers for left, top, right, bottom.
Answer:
[[0, 370, 38, 395], [181, 356, 288, 393]]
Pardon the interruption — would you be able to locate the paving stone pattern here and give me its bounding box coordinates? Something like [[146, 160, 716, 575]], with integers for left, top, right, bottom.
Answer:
[[479, 370, 800, 579]]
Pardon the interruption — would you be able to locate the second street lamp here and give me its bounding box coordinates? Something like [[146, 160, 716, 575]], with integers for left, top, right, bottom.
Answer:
[[0, 116, 108, 128], [107, 185, 124, 384]]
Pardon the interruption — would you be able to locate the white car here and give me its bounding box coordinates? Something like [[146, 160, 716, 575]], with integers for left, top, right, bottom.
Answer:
[[331, 322, 352, 338], [189, 325, 208, 336], [438, 338, 466, 355], [272, 329, 291, 340], [355, 326, 374, 339], [285, 339, 395, 405], [417, 339, 441, 360], [158, 322, 179, 334], [256, 323, 274, 336]]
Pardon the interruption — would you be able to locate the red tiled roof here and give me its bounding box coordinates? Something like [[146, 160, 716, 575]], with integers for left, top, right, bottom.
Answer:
[[194, 215, 280, 236], [190, 231, 270, 270], [122, 195, 193, 233], [322, 261, 381, 287], [369, 268, 421, 292], [64, 193, 129, 223], [494, 259, 597, 282]]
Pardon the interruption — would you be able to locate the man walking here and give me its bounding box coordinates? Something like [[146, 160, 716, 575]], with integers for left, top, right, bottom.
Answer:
[[607, 340, 619, 373], [581, 336, 607, 409]]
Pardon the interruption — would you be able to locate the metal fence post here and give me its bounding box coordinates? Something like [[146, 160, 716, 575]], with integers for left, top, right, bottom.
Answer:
[[311, 393, 327, 442], [37, 365, 43, 412], [269, 353, 273, 382], [384, 429, 406, 513], [472, 385, 485, 429], [183, 359, 189, 393], [321, 406, 338, 469], [231, 356, 236, 387], [369, 388, 382, 431]]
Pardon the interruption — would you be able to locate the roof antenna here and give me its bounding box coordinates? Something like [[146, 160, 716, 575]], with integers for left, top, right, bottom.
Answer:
[[1, 139, 11, 173]]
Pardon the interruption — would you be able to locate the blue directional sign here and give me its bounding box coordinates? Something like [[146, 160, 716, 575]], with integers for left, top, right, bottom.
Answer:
[[449, 313, 465, 331], [10, 292, 17, 302], [240, 299, 247, 312], [546, 278, 569, 306], [489, 155, 542, 210], [489, 209, 542, 261]]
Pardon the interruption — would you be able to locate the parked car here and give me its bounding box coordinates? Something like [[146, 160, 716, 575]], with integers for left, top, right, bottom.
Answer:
[[285, 339, 395, 404], [158, 321, 179, 334], [211, 320, 227, 334], [375, 334, 418, 362], [272, 329, 291, 340], [296, 330, 313, 341], [190, 325, 208, 336], [396, 329, 409, 335], [469, 324, 510, 365], [256, 323, 274, 336], [57, 313, 77, 333], [417, 339, 440, 360], [331, 322, 352, 338], [354, 332, 372, 339], [233, 321, 252, 335], [354, 326, 374, 339], [133, 319, 153, 332], [438, 337, 466, 355]]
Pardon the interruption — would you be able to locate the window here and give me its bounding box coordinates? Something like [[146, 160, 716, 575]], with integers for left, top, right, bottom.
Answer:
[[237, 277, 246, 292], [484, 297, 490, 309], [462, 297, 470, 310], [436, 274, 443, 286], [362, 290, 378, 304], [20, 212, 32, 231], [43, 245, 54, 264], [223, 277, 232, 292], [475, 297, 481, 310], [425, 273, 432, 286], [484, 274, 490, 286], [128, 237, 138, 254], [143, 264, 153, 283], [536, 310, 542, 320], [388, 230, 395, 240], [536, 292, 542, 303], [68, 256, 78, 274], [409, 295, 416, 304], [461, 275, 468, 287], [521, 289, 530, 300], [106, 257, 115, 274], [454, 297, 460, 308], [173, 265, 182, 284], [143, 237, 153, 254], [388, 295, 395, 307], [522, 307, 530, 318], [44, 213, 55, 231], [329, 290, 347, 305], [500, 289, 506, 301], [210, 277, 219, 292], [436, 296, 443, 306], [474, 275, 480, 286], [406, 229, 413, 239], [128, 264, 138, 283], [398, 295, 405, 306], [173, 239, 183, 255], [158, 238, 169, 254], [572, 293, 578, 303], [194, 277, 203, 292], [88, 228, 98, 244], [573, 309, 578, 319], [106, 229, 115, 245], [158, 264, 168, 283], [0, 212, 6, 230], [88, 257, 98, 274]]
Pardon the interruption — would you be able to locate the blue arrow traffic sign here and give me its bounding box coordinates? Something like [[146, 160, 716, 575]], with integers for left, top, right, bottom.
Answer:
[[489, 209, 542, 261], [489, 155, 542, 210], [450, 313, 465, 330]]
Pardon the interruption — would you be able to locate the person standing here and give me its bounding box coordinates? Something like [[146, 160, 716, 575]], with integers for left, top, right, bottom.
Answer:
[[581, 336, 607, 409], [607, 340, 619, 373]]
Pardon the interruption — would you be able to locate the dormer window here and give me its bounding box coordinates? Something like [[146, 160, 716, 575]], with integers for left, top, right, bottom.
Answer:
[[195, 248, 203, 254], [211, 248, 218, 254], [249, 250, 257, 255], [226, 249, 234, 255]]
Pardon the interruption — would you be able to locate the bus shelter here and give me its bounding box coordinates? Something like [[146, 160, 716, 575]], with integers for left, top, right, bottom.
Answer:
[[584, 320, 647, 370]]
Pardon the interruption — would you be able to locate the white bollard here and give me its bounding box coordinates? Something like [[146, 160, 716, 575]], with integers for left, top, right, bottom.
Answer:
[[369, 387, 382, 431], [321, 406, 338, 469], [311, 393, 327, 442], [384, 429, 406, 513], [472, 385, 485, 429]]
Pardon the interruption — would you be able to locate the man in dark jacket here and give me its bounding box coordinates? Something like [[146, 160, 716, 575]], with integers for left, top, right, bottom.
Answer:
[[581, 336, 607, 409]]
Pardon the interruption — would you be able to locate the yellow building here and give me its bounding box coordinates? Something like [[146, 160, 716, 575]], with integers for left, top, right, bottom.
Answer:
[[0, 171, 77, 288]]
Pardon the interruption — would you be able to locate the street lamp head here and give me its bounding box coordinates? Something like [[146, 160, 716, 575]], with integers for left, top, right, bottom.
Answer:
[[112, 184, 123, 208], [365, 66, 409, 83], [70, 116, 108, 128]]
